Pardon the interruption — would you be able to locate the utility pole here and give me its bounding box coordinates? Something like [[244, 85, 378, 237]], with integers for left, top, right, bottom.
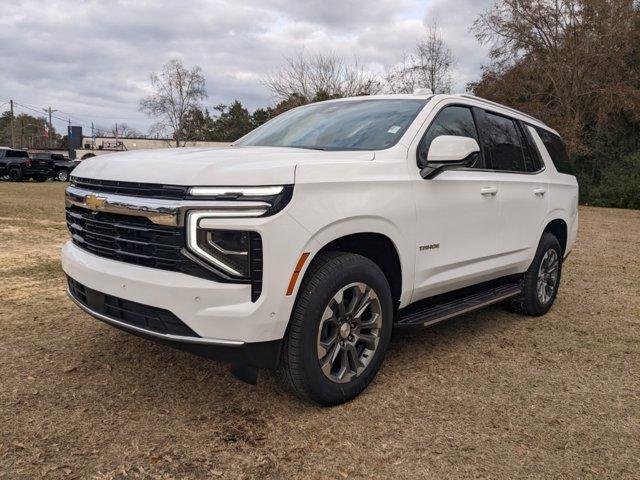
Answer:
[[43, 107, 57, 149], [9, 100, 15, 149]]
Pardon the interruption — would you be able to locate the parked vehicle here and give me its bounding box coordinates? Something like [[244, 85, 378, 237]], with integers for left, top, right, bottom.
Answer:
[[0, 147, 50, 181], [62, 94, 578, 406], [31, 153, 77, 181]]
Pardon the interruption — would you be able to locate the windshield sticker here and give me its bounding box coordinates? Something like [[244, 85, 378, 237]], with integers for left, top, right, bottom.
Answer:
[[388, 125, 401, 134]]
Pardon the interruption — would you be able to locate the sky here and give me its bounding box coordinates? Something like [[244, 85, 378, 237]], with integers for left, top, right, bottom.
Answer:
[[0, 0, 492, 136]]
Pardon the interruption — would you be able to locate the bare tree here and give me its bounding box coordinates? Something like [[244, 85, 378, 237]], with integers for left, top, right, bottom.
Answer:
[[414, 21, 455, 94], [264, 51, 381, 102], [110, 123, 141, 138], [384, 53, 419, 94], [384, 22, 455, 94], [472, 0, 640, 151], [139, 58, 207, 147]]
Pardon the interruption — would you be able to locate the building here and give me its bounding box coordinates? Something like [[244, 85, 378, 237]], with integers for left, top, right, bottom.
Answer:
[[76, 136, 230, 160]]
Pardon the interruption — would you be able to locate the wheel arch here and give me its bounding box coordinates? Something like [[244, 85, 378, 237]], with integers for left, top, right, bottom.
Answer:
[[542, 218, 568, 255], [293, 216, 411, 312], [313, 232, 403, 310]]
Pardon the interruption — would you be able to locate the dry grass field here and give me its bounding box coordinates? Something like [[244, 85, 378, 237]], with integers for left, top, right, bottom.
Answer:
[[1, 181, 639, 479]]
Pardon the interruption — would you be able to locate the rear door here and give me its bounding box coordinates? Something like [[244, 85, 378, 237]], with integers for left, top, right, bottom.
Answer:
[[476, 110, 549, 272], [30, 154, 55, 177]]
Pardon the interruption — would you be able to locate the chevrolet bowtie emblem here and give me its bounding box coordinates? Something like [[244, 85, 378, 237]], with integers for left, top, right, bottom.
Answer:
[[85, 194, 107, 211]]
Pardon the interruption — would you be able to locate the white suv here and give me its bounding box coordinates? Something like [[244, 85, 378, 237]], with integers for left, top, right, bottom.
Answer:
[[62, 94, 578, 406]]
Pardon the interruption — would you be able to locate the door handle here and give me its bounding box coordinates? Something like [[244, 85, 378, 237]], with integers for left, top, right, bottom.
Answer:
[[533, 188, 547, 196], [480, 187, 498, 196]]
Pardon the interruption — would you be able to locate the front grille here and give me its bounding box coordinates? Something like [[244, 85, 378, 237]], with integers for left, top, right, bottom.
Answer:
[[68, 277, 199, 337], [66, 204, 217, 279], [66, 203, 263, 301], [71, 176, 189, 199]]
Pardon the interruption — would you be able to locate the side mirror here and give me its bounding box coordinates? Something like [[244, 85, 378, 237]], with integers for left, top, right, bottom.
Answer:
[[420, 135, 481, 179]]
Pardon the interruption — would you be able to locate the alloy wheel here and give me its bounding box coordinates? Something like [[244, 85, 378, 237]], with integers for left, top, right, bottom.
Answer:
[[316, 282, 383, 384], [537, 249, 559, 305]]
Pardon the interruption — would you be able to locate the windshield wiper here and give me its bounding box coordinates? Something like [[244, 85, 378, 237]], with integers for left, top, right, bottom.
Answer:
[[292, 146, 327, 151]]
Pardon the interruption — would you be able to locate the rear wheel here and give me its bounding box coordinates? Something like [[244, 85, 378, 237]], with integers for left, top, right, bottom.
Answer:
[[277, 252, 393, 406], [511, 233, 562, 316], [8, 167, 23, 182]]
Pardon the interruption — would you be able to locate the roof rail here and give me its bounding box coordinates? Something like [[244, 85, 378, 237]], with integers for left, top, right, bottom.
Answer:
[[456, 94, 544, 125]]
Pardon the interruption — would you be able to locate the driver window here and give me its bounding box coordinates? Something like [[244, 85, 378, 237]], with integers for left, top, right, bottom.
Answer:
[[417, 106, 480, 168]]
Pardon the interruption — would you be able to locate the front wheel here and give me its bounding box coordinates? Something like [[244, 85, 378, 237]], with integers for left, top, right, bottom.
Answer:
[[511, 232, 563, 316], [277, 252, 393, 406], [55, 169, 70, 182]]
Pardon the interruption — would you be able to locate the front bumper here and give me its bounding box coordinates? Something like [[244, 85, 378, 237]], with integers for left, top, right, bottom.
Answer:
[[61, 225, 310, 344], [66, 283, 281, 371]]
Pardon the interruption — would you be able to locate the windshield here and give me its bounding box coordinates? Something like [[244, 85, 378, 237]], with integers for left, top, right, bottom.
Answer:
[[235, 99, 427, 151]]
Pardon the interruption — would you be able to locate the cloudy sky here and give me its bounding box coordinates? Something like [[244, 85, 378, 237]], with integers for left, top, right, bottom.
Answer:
[[0, 0, 492, 135]]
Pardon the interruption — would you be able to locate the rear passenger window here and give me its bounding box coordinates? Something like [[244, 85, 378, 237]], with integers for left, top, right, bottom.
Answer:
[[418, 106, 480, 167], [6, 150, 29, 158], [482, 112, 527, 172], [536, 128, 572, 174]]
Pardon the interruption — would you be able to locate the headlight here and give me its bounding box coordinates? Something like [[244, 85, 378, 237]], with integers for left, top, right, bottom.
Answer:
[[186, 185, 293, 217], [186, 211, 261, 279], [189, 186, 284, 197], [199, 229, 251, 277]]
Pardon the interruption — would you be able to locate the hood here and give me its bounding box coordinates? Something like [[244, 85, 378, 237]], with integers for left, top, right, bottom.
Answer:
[[72, 146, 375, 186]]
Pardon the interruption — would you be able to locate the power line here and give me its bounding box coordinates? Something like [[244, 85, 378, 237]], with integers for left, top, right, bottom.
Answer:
[[11, 101, 108, 132], [3, 96, 121, 132]]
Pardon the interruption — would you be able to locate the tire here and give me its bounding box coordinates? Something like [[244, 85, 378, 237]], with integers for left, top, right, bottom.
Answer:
[[511, 232, 563, 316], [55, 169, 70, 182], [277, 252, 394, 406], [8, 167, 23, 182]]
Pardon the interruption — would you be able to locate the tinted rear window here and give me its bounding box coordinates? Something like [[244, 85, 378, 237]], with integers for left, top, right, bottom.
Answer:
[[536, 128, 572, 174], [5, 150, 29, 158], [483, 112, 526, 172]]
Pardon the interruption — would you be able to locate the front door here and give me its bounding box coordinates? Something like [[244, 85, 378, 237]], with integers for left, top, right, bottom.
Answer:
[[411, 104, 502, 302]]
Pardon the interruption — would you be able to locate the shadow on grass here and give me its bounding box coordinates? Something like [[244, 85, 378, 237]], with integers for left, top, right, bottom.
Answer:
[[70, 302, 520, 410]]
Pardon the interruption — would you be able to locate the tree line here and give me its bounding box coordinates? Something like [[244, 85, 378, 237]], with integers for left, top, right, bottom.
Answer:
[[3, 1, 637, 208], [140, 1, 639, 208], [470, 0, 640, 209], [138, 22, 456, 147]]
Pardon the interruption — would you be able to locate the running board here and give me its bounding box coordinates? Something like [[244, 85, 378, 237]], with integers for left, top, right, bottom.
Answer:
[[396, 281, 522, 328]]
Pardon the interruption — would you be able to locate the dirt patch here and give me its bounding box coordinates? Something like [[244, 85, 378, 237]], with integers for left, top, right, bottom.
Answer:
[[1, 182, 639, 479]]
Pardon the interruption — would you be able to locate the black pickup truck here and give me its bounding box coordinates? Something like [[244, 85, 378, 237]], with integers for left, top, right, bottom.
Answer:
[[0, 148, 77, 181], [0, 147, 49, 181], [31, 153, 78, 181]]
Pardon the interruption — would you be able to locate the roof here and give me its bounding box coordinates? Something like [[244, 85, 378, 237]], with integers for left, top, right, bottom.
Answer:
[[0, 146, 26, 151], [319, 93, 556, 135]]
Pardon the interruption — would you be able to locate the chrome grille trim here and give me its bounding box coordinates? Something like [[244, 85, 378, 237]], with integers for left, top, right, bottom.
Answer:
[[65, 185, 271, 227]]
